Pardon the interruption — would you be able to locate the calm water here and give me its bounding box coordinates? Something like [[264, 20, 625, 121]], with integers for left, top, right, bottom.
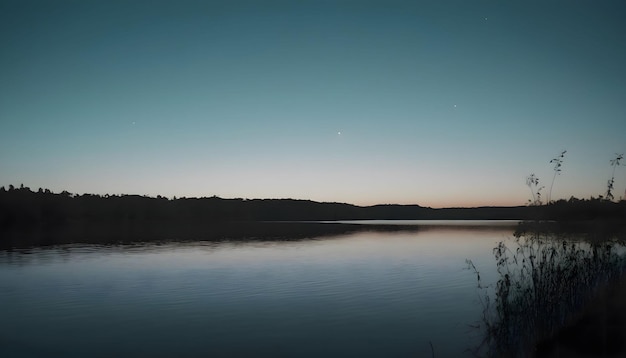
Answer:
[[0, 221, 516, 357]]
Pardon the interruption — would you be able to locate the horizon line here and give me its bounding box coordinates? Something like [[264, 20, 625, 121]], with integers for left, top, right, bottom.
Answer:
[[0, 183, 585, 210]]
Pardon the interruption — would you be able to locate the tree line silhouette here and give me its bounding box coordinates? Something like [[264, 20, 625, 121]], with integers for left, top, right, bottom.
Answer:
[[1, 185, 624, 230]]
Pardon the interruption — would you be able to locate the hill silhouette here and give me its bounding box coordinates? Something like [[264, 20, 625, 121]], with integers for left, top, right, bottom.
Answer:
[[1, 184, 537, 225], [1, 185, 625, 247]]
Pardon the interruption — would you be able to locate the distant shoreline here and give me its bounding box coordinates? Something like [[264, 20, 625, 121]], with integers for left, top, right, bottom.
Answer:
[[2, 186, 625, 247], [3, 185, 624, 222]]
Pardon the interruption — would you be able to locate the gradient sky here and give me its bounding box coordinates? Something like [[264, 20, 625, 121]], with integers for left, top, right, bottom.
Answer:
[[1, 0, 625, 207]]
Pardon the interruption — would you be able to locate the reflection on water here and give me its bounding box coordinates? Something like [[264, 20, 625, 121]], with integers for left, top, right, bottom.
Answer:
[[0, 223, 513, 357], [327, 219, 520, 227]]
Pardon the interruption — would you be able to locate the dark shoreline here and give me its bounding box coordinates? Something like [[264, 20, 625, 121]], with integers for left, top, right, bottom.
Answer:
[[3, 186, 624, 248], [4, 186, 623, 226]]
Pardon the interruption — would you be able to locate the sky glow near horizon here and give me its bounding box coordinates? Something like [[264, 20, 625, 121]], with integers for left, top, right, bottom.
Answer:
[[1, 1, 625, 208]]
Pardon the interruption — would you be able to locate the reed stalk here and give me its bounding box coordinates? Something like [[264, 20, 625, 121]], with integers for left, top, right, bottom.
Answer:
[[469, 227, 626, 357]]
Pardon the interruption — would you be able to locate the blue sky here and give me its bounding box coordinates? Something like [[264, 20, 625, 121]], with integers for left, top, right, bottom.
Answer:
[[1, 0, 625, 207]]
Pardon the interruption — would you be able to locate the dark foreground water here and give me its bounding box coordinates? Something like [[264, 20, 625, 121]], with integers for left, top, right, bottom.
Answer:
[[0, 221, 516, 357]]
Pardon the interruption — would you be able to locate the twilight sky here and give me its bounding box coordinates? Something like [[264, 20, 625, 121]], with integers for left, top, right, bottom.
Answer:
[[1, 0, 625, 207]]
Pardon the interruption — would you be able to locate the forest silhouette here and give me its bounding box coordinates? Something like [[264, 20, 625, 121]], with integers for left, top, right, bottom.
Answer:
[[1, 185, 624, 247]]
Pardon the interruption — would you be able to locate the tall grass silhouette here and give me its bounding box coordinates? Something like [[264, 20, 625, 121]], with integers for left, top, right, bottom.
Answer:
[[606, 153, 623, 201], [548, 150, 566, 204], [468, 230, 626, 357], [526, 174, 544, 206], [469, 151, 626, 357]]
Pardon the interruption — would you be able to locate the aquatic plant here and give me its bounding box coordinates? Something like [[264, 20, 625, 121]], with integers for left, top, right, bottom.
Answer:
[[468, 228, 626, 358], [526, 174, 544, 206], [606, 153, 623, 201], [548, 150, 566, 204]]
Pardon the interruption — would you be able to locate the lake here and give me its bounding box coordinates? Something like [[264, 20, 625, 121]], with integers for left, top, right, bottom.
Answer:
[[0, 221, 518, 357]]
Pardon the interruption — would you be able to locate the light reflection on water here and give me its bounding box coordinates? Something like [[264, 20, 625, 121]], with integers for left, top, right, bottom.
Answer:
[[0, 224, 513, 357]]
